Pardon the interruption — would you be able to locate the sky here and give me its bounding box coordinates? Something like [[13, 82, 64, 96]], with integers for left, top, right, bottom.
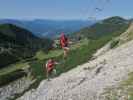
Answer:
[[0, 0, 132, 20]]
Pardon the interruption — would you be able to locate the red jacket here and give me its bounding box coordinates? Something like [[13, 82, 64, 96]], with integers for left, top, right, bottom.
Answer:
[[46, 60, 55, 72], [60, 33, 68, 47]]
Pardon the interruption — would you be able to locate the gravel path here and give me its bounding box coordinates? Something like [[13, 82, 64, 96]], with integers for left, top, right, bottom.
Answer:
[[18, 39, 133, 100]]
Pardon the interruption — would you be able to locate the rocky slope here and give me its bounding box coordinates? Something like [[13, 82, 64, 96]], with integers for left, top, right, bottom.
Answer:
[[18, 38, 133, 100], [0, 77, 35, 100]]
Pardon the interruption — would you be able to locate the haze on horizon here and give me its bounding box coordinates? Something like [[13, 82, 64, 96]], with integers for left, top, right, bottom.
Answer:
[[0, 0, 133, 20]]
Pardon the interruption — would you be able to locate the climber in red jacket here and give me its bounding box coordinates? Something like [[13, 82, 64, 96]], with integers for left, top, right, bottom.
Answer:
[[60, 32, 70, 59], [45, 58, 59, 80]]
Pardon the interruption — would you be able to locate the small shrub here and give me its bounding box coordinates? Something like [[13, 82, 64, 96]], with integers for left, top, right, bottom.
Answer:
[[110, 39, 119, 49]]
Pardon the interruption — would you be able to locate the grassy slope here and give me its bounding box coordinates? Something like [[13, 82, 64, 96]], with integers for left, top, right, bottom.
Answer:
[[30, 35, 113, 82], [0, 60, 30, 86], [0, 62, 28, 76]]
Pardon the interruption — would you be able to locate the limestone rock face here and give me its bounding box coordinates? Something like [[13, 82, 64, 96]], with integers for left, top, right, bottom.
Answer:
[[18, 39, 133, 100], [0, 77, 33, 100]]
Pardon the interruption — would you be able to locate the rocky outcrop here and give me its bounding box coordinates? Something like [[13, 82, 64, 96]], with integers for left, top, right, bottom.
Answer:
[[18, 39, 133, 100], [0, 77, 35, 100], [93, 41, 111, 57]]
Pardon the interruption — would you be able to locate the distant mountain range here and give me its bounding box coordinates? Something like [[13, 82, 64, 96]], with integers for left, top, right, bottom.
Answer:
[[0, 19, 95, 38], [72, 16, 130, 40]]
